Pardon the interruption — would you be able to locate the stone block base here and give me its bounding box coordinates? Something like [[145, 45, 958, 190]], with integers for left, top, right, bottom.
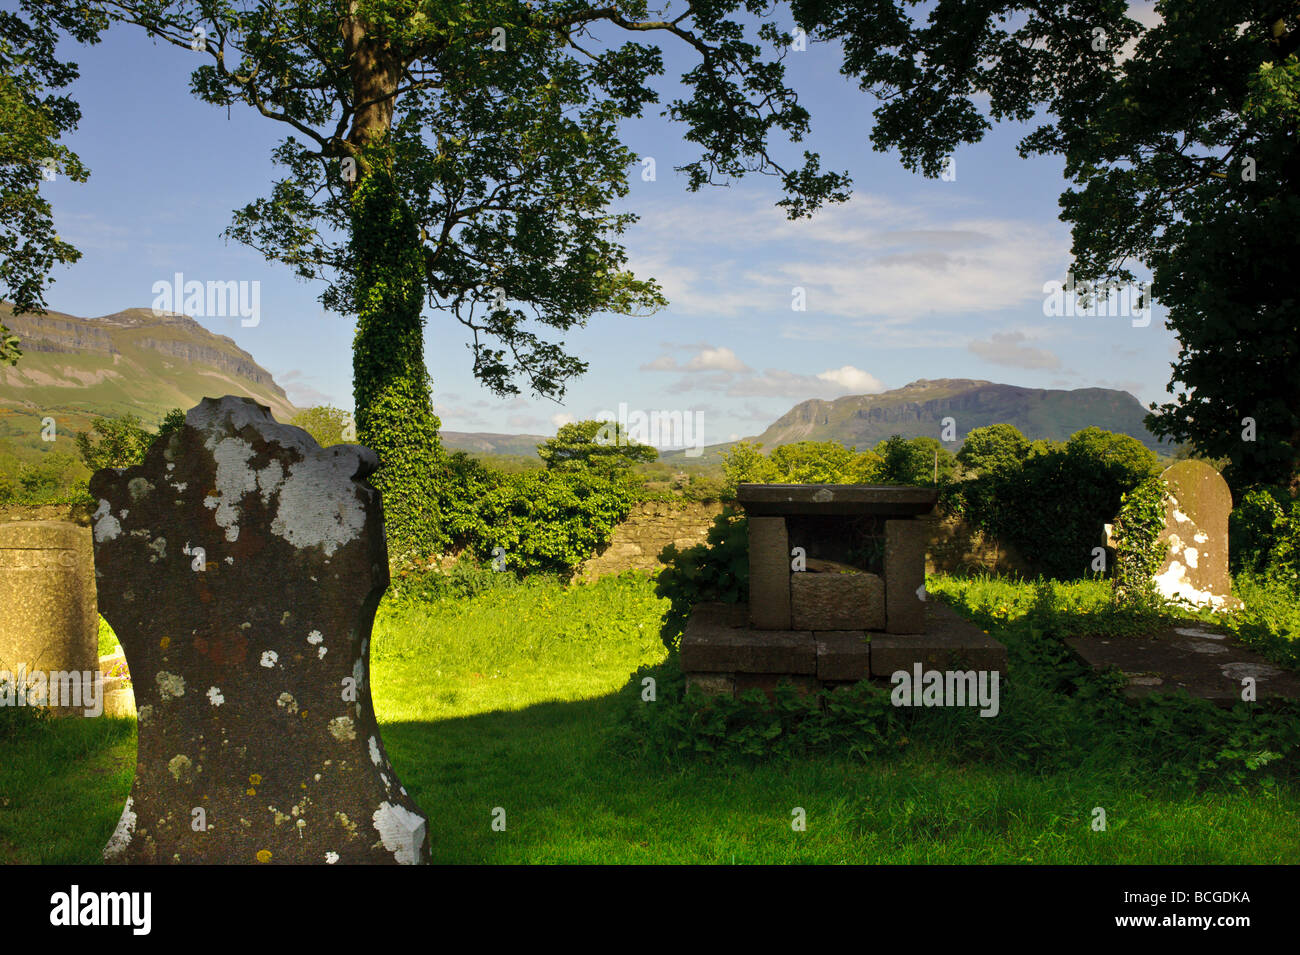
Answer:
[[682, 601, 1006, 701]]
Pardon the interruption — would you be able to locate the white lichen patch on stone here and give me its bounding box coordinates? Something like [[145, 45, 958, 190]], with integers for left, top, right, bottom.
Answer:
[[93, 499, 122, 543], [157, 671, 186, 701], [1194, 531, 1209, 544], [271, 807, 290, 826], [1221, 661, 1282, 680], [269, 449, 369, 557], [104, 797, 137, 861], [368, 736, 382, 766], [207, 687, 225, 706], [372, 802, 426, 865], [308, 630, 323, 645], [1154, 560, 1225, 609], [326, 851, 339, 864], [318, 646, 328, 659], [1183, 547, 1199, 569], [205, 436, 258, 543], [148, 537, 167, 562], [260, 650, 278, 668], [277, 692, 299, 714], [167, 754, 194, 782], [137, 704, 154, 725], [328, 716, 356, 741], [1172, 507, 1190, 523]]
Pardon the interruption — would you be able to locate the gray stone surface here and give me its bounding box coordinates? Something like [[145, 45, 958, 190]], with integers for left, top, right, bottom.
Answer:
[[1065, 625, 1300, 705], [870, 603, 1007, 676], [815, 631, 871, 682], [737, 483, 938, 517], [1153, 460, 1238, 610], [682, 605, 816, 674], [748, 516, 791, 629], [0, 521, 99, 715], [92, 396, 428, 864], [791, 572, 885, 630], [885, 519, 927, 634], [685, 673, 735, 698]]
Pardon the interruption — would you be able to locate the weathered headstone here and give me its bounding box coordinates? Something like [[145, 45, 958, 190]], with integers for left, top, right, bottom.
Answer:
[[0, 521, 99, 715], [1152, 460, 1238, 610], [92, 396, 428, 864]]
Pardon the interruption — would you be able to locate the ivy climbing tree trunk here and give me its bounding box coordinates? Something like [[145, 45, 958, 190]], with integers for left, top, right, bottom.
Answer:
[[348, 154, 443, 563]]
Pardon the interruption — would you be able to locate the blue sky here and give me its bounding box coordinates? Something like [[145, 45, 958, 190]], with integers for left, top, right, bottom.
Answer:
[[35, 5, 1177, 446]]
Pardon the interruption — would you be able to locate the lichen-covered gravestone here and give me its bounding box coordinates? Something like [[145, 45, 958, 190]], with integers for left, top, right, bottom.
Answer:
[[91, 396, 428, 864], [1152, 459, 1239, 610]]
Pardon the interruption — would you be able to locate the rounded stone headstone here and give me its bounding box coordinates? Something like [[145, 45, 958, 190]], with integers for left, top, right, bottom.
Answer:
[[1154, 460, 1238, 609], [0, 521, 99, 714]]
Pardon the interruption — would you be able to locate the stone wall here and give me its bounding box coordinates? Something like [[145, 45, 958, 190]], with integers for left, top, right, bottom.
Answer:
[[924, 511, 1029, 577], [579, 500, 1028, 581], [580, 500, 725, 580]]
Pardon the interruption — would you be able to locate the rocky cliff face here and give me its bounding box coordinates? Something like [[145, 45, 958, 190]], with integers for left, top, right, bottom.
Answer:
[[0, 302, 297, 434], [1, 304, 288, 400], [756, 378, 1163, 450]]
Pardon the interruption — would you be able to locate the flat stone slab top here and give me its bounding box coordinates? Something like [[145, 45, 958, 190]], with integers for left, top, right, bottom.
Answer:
[[736, 483, 939, 517], [1065, 625, 1300, 705], [682, 603, 816, 674], [869, 603, 1007, 677]]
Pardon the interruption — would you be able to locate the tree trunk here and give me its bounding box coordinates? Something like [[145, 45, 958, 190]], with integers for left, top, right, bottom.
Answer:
[[343, 9, 444, 564]]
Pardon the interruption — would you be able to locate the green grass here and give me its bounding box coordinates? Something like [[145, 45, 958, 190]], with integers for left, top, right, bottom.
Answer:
[[3, 569, 1298, 864]]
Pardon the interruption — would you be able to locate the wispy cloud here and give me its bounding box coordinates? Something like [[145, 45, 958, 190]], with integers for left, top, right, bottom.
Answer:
[[624, 191, 1067, 321], [967, 331, 1062, 370]]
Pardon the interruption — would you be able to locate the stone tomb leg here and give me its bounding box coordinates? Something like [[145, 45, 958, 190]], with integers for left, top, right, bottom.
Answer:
[[884, 519, 927, 634], [91, 396, 428, 864]]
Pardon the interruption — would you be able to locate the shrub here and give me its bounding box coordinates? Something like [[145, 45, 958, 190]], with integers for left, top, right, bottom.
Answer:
[[957, 427, 1160, 580], [1229, 486, 1287, 575], [616, 656, 905, 763], [654, 506, 748, 650], [473, 468, 638, 575]]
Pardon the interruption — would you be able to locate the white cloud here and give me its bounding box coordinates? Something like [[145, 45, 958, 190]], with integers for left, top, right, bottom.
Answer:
[[685, 346, 749, 373], [817, 366, 885, 393], [725, 365, 885, 399], [550, 412, 575, 428]]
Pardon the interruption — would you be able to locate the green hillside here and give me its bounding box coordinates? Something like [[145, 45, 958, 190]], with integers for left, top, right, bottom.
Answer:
[[0, 302, 297, 464]]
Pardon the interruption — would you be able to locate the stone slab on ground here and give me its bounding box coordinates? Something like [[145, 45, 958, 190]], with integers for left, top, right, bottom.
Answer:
[[869, 602, 1007, 676], [1064, 625, 1300, 705], [815, 631, 871, 682]]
